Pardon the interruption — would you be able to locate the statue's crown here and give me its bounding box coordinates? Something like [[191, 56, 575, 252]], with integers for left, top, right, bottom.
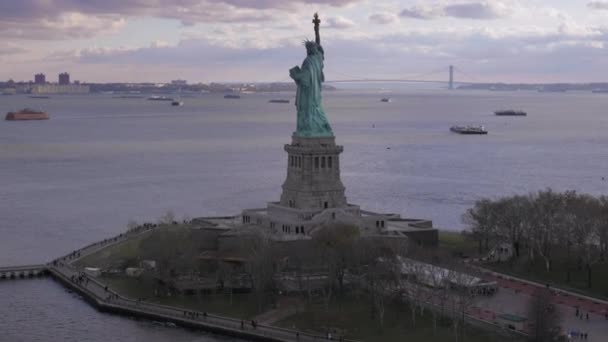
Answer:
[[303, 39, 316, 48]]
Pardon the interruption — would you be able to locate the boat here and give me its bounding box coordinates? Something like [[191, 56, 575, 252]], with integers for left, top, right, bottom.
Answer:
[[6, 108, 49, 121], [494, 110, 527, 116], [171, 100, 184, 106], [381, 98, 391, 102], [147, 96, 174, 101], [224, 94, 241, 99], [269, 99, 290, 103], [28, 95, 50, 99], [450, 125, 487, 135], [592, 89, 608, 94]]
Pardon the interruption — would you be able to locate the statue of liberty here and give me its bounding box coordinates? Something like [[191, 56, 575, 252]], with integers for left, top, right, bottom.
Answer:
[[289, 13, 333, 137]]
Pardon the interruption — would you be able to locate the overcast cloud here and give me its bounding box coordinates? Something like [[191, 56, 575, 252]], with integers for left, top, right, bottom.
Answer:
[[1, 0, 608, 83]]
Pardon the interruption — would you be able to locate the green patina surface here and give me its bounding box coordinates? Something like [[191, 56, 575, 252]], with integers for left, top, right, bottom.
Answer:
[[289, 16, 333, 138]]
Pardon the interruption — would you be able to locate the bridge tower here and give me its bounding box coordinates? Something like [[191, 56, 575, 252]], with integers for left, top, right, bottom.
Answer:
[[449, 65, 454, 90]]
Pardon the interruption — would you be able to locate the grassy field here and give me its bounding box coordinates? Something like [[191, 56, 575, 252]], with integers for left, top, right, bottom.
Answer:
[[276, 295, 522, 342], [437, 230, 480, 259]]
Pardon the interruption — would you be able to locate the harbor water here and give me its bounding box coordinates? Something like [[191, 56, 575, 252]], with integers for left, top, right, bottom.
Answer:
[[1, 89, 608, 340]]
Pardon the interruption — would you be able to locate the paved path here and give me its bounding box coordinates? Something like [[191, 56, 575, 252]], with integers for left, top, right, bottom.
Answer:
[[469, 272, 608, 341], [254, 298, 301, 325]]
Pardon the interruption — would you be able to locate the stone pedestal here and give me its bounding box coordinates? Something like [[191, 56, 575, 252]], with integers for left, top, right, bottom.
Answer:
[[280, 135, 346, 210]]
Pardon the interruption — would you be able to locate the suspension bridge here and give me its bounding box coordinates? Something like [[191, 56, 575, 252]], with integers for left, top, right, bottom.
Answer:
[[324, 65, 481, 88]]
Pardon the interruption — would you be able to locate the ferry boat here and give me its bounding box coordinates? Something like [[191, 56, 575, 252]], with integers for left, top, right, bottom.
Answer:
[[6, 108, 49, 121], [381, 97, 391, 103], [147, 96, 174, 101], [495, 110, 527, 116], [269, 99, 290, 103], [450, 125, 487, 135], [224, 94, 241, 99]]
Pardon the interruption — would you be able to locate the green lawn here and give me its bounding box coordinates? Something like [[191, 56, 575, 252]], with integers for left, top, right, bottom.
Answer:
[[438, 230, 480, 259], [74, 238, 141, 269], [276, 296, 522, 342]]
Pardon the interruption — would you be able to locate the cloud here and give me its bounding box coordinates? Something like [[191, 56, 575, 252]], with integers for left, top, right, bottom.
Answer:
[[0, 0, 362, 40], [444, 2, 508, 19], [369, 13, 398, 25], [400, 6, 441, 20], [326, 16, 355, 29], [400, 1, 510, 20], [39, 23, 607, 83], [0, 44, 27, 56], [589, 1, 608, 10]]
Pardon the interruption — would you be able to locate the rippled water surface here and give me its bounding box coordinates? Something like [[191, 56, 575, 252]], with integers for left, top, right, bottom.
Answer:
[[1, 89, 608, 340]]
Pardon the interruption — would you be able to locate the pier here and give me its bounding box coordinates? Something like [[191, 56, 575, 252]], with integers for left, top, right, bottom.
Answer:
[[0, 265, 48, 280]]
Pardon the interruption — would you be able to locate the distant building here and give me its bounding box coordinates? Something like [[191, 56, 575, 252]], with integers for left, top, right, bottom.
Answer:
[[34, 73, 46, 84], [31, 84, 90, 94], [171, 79, 187, 86], [58, 72, 70, 85]]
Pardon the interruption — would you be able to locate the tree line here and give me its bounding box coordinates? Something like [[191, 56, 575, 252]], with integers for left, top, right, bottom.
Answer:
[[463, 189, 608, 288]]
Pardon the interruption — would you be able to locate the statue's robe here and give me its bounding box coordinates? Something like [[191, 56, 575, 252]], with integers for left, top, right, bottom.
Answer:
[[290, 46, 333, 137]]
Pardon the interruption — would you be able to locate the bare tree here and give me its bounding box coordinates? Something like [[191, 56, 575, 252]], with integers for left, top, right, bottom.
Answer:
[[462, 199, 499, 254], [312, 223, 360, 309], [598, 196, 608, 262], [159, 210, 176, 225], [527, 288, 562, 342], [138, 226, 199, 293], [240, 227, 276, 313]]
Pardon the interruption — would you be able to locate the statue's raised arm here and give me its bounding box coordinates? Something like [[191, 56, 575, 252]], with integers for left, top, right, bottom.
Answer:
[[313, 13, 321, 46]]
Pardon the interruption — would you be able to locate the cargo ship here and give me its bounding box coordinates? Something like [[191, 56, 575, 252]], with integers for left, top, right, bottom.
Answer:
[[6, 108, 49, 121], [495, 110, 527, 116]]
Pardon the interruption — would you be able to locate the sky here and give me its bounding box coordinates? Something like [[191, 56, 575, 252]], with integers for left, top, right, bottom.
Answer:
[[2, 0, 608, 83]]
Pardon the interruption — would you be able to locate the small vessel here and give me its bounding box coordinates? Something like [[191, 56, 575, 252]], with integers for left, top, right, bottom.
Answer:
[[224, 94, 241, 99], [147, 96, 174, 101], [450, 125, 487, 135], [171, 100, 183, 106], [269, 99, 289, 103], [381, 97, 391, 103], [6, 108, 49, 121], [495, 110, 527, 116], [28, 95, 50, 99]]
